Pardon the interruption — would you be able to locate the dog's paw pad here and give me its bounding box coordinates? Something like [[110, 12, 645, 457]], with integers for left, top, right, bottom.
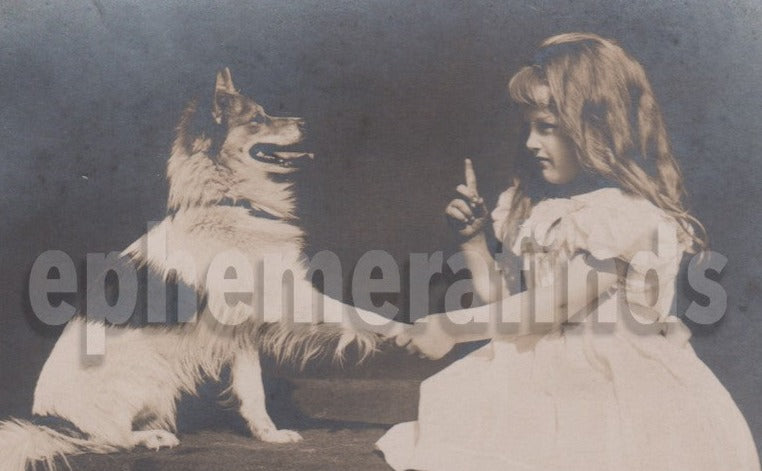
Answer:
[[258, 428, 303, 444], [133, 430, 180, 451]]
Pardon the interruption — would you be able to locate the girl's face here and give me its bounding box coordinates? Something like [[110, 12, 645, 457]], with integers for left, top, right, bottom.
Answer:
[[524, 104, 581, 185]]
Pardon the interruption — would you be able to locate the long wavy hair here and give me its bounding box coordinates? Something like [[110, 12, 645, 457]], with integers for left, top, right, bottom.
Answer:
[[504, 32, 706, 252]]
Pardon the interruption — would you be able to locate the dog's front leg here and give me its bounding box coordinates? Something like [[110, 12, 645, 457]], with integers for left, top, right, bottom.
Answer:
[[231, 350, 303, 443]]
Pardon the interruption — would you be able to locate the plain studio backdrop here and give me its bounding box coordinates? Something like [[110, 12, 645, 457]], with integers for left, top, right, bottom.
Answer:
[[1, 0, 761, 455]]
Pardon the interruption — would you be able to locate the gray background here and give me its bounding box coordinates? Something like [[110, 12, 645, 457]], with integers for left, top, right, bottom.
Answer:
[[1, 0, 761, 458]]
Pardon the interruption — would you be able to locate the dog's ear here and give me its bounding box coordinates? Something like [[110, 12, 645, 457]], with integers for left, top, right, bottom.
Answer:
[[212, 67, 238, 125], [215, 67, 236, 94]]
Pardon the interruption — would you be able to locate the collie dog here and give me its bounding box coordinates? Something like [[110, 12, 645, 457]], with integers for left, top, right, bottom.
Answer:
[[0, 68, 388, 470]]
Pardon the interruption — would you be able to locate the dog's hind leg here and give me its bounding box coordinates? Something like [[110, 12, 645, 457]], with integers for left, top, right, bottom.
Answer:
[[231, 350, 303, 443]]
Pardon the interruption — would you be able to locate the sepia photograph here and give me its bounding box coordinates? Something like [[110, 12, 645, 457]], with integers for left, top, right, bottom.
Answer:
[[1, 1, 760, 469]]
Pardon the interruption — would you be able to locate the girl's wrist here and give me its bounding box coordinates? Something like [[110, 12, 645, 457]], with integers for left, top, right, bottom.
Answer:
[[460, 231, 487, 248]]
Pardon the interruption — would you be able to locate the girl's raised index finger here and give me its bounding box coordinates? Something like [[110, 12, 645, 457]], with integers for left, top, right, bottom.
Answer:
[[464, 158, 478, 192]]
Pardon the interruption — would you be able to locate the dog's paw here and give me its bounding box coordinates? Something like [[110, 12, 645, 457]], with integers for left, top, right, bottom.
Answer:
[[257, 428, 303, 444], [132, 430, 180, 451]]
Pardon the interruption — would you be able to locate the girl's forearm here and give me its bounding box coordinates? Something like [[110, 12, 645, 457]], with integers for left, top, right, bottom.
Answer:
[[423, 289, 533, 343], [459, 233, 507, 303]]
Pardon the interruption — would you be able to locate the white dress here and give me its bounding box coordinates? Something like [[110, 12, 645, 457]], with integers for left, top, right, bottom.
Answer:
[[376, 187, 759, 470]]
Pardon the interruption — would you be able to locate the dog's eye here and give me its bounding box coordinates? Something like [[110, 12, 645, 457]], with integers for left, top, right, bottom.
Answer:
[[251, 114, 267, 125]]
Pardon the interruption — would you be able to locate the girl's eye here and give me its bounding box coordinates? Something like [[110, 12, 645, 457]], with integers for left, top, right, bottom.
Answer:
[[536, 122, 557, 134], [252, 114, 267, 125]]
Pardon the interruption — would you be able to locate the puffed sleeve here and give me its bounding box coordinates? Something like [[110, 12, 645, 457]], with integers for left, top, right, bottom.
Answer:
[[513, 188, 687, 314], [564, 189, 685, 268], [490, 186, 517, 244], [511, 188, 684, 262], [568, 189, 691, 330]]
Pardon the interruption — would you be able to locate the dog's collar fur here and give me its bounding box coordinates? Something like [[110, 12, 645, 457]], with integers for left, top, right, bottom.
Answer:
[[166, 197, 283, 220], [218, 197, 282, 220]]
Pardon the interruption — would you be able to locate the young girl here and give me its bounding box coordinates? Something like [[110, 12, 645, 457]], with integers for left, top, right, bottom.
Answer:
[[376, 33, 760, 470]]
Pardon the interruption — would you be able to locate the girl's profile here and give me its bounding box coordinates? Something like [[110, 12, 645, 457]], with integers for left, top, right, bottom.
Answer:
[[378, 32, 760, 471]]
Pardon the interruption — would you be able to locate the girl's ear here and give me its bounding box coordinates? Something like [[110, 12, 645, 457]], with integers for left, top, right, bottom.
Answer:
[[212, 67, 238, 125]]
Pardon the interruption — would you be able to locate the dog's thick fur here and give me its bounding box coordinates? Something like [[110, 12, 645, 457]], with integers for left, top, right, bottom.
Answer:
[[0, 69, 384, 470]]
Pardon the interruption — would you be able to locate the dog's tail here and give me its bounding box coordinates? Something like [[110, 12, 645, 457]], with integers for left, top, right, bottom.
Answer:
[[0, 418, 115, 471], [256, 287, 395, 369]]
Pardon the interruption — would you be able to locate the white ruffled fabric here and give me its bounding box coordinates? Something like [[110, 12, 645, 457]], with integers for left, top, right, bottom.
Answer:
[[377, 188, 759, 470]]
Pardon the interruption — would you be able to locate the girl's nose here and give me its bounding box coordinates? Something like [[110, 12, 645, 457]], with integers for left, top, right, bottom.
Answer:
[[526, 129, 540, 154]]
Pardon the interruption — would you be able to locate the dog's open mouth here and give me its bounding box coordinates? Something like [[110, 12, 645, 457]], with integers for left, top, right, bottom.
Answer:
[[250, 144, 314, 168]]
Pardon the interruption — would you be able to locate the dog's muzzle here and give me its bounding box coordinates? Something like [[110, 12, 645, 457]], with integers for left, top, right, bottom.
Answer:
[[250, 144, 314, 168]]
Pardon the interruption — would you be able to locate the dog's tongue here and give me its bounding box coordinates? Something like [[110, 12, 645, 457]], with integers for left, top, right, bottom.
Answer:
[[272, 152, 314, 160]]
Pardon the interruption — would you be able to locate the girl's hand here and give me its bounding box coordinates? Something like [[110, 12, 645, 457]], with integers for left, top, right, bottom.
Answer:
[[445, 159, 489, 240], [394, 315, 456, 360]]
